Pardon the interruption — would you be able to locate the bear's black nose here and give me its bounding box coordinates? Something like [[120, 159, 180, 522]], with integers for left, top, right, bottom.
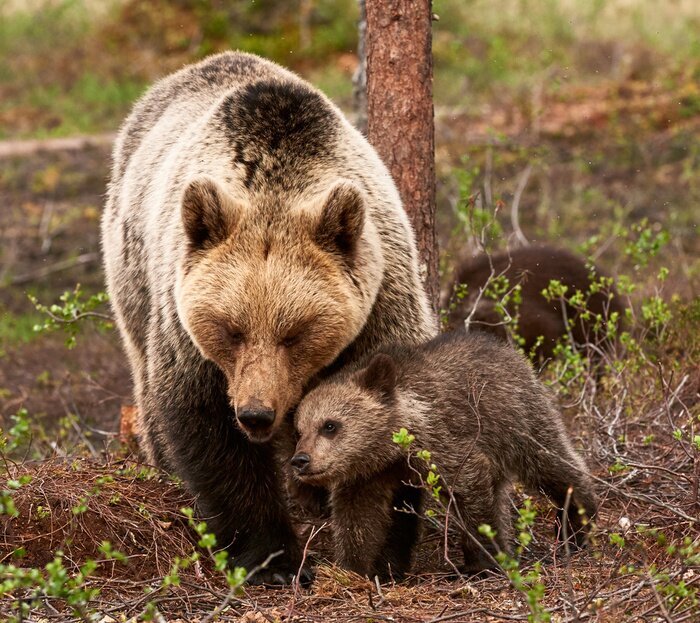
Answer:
[[291, 453, 310, 473], [237, 407, 275, 430]]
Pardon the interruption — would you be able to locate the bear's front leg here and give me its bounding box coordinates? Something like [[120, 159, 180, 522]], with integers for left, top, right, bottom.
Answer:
[[376, 482, 423, 579], [144, 351, 307, 585], [330, 470, 404, 579]]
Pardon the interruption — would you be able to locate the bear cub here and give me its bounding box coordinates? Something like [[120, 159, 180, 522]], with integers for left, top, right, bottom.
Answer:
[[444, 245, 624, 361], [290, 332, 598, 579]]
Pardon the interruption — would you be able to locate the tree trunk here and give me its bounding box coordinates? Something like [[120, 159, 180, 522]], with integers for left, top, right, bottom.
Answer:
[[365, 0, 438, 311]]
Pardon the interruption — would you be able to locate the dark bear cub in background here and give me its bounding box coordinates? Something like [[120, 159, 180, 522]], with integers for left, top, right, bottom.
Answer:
[[444, 245, 625, 360], [290, 332, 598, 580]]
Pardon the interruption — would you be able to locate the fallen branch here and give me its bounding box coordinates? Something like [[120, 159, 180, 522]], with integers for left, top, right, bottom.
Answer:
[[0, 133, 115, 159]]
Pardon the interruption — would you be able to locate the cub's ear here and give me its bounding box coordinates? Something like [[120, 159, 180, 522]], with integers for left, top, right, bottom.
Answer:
[[314, 181, 365, 257], [181, 176, 241, 251], [359, 353, 396, 400]]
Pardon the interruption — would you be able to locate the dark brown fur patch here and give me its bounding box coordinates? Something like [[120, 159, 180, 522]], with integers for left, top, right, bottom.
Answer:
[[445, 245, 625, 360], [220, 80, 337, 191]]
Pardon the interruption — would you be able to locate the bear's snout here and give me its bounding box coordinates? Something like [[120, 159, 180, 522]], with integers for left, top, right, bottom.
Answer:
[[237, 403, 276, 438], [290, 453, 311, 474]]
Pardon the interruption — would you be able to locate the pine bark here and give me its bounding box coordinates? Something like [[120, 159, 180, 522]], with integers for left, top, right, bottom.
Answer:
[[365, 0, 438, 311]]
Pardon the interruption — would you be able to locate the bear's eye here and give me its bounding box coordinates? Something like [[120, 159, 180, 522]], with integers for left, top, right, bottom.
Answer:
[[228, 330, 245, 346], [280, 318, 316, 349], [281, 332, 302, 348], [320, 421, 340, 437]]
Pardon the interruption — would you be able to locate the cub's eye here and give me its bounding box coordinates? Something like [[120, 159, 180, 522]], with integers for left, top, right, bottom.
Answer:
[[320, 421, 340, 437]]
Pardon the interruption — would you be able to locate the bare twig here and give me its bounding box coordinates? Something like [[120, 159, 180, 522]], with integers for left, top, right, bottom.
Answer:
[[510, 163, 532, 247], [200, 551, 283, 623], [560, 485, 580, 623]]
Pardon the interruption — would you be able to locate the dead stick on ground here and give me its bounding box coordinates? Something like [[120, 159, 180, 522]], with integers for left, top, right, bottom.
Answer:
[[374, 574, 384, 608], [0, 133, 115, 159], [287, 522, 327, 616], [647, 572, 675, 623], [561, 485, 580, 623]]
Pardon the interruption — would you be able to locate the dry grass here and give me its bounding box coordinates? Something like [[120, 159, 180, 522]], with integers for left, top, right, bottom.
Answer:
[[1, 458, 195, 578]]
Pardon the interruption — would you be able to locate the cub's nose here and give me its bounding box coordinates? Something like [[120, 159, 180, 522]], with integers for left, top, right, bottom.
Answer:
[[237, 406, 275, 431], [291, 453, 311, 473]]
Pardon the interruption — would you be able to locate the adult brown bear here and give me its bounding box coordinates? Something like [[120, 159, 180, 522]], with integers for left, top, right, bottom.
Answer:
[[101, 52, 435, 582]]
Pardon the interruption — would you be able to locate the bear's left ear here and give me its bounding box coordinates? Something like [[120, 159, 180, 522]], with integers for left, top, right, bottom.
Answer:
[[181, 176, 242, 251], [314, 181, 365, 257], [359, 353, 396, 401]]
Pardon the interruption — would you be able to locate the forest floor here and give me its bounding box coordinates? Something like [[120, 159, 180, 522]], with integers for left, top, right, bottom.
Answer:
[[1, 76, 698, 622]]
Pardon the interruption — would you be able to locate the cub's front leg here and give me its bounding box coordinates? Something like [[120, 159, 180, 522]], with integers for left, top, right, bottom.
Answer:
[[287, 478, 330, 518], [330, 469, 402, 578]]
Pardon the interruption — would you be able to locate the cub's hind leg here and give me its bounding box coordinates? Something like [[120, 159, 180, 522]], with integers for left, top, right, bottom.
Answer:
[[521, 423, 598, 548], [452, 452, 510, 574]]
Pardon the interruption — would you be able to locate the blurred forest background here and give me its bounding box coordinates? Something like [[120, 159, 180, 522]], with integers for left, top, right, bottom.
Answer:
[[2, 0, 700, 139], [2, 0, 698, 400], [0, 1, 699, 620]]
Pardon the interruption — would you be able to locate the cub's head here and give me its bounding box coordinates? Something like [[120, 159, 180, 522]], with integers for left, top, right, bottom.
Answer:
[[291, 353, 400, 486], [177, 175, 383, 442]]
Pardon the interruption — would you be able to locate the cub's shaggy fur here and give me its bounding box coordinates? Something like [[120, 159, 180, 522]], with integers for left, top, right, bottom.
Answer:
[[101, 52, 435, 581], [444, 245, 624, 360], [292, 332, 598, 579]]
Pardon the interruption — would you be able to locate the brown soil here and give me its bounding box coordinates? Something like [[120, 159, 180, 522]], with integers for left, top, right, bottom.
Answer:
[[0, 143, 130, 446]]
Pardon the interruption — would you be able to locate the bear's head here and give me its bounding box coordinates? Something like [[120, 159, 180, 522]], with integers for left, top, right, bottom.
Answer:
[[291, 353, 401, 486], [177, 176, 384, 442]]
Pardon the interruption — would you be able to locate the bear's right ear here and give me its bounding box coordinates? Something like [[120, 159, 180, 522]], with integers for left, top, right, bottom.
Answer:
[[314, 181, 365, 257], [181, 176, 241, 251], [359, 353, 396, 401]]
